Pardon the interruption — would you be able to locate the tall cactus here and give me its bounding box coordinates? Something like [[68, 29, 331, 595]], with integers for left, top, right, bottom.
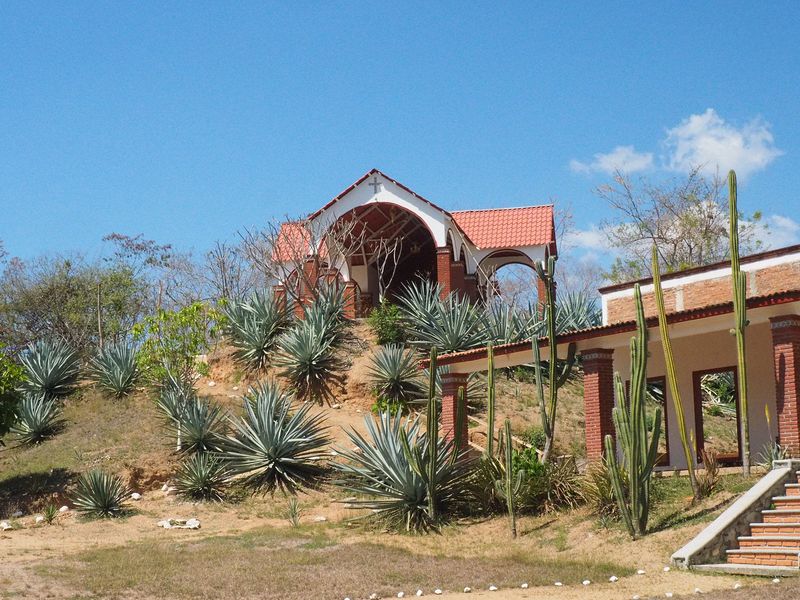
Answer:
[[533, 255, 577, 463], [426, 347, 439, 520], [728, 170, 751, 475], [604, 284, 662, 539], [651, 245, 699, 500], [495, 419, 523, 538], [486, 344, 496, 458]]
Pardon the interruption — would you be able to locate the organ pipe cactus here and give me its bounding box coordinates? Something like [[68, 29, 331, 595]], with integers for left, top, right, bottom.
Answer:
[[651, 244, 700, 500], [426, 347, 439, 520], [486, 344, 496, 458], [729, 170, 751, 475], [533, 255, 577, 463], [604, 284, 662, 539], [454, 386, 466, 457], [495, 419, 523, 538]]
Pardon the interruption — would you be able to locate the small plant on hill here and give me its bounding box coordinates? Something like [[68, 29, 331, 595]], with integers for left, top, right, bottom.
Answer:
[[366, 300, 406, 345], [697, 450, 720, 497], [222, 291, 289, 371], [286, 497, 302, 527], [222, 381, 330, 494], [174, 453, 228, 501], [42, 503, 59, 525], [156, 374, 196, 450], [88, 343, 139, 398], [0, 344, 24, 444], [367, 344, 424, 411], [176, 397, 227, 455], [19, 338, 80, 399], [70, 470, 129, 518], [10, 393, 64, 445], [582, 458, 628, 521]]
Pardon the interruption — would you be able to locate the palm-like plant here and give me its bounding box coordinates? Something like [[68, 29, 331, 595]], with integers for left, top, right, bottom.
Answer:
[[174, 453, 229, 501], [10, 393, 64, 444], [88, 343, 139, 398], [156, 374, 196, 450], [222, 381, 330, 494], [70, 470, 129, 518], [401, 292, 485, 353], [396, 279, 442, 326], [367, 345, 424, 408], [223, 291, 289, 371], [19, 339, 80, 399], [335, 412, 473, 533], [483, 301, 540, 345], [275, 320, 344, 405], [177, 397, 227, 455], [555, 290, 602, 333]]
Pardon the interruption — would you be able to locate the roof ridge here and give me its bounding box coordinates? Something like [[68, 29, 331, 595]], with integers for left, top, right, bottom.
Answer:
[[452, 204, 554, 214]]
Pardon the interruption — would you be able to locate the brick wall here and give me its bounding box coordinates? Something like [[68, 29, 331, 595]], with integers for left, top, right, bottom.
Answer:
[[440, 372, 468, 448], [582, 348, 616, 460], [771, 315, 800, 455]]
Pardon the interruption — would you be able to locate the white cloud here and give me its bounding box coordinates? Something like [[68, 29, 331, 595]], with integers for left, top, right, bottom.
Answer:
[[761, 214, 800, 248], [663, 108, 783, 180], [569, 145, 654, 175], [561, 224, 609, 252]]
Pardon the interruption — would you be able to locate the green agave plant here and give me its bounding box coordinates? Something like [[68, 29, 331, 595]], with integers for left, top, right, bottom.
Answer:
[[367, 344, 424, 408], [222, 291, 289, 371], [10, 393, 64, 445], [19, 338, 80, 399], [222, 381, 330, 494], [156, 374, 196, 450], [402, 292, 485, 353], [70, 470, 129, 518], [174, 452, 229, 501], [483, 301, 539, 345], [177, 397, 227, 455], [396, 279, 443, 326], [274, 320, 345, 405], [88, 343, 139, 398], [334, 412, 473, 533]]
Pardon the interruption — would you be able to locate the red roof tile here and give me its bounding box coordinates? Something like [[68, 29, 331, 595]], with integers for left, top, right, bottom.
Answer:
[[451, 205, 555, 250]]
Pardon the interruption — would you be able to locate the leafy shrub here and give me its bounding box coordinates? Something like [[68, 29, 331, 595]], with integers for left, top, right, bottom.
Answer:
[[286, 497, 302, 527], [275, 320, 344, 405], [88, 343, 139, 398], [759, 441, 790, 469], [174, 453, 228, 501], [222, 291, 289, 371], [177, 397, 227, 455], [697, 450, 720, 497], [367, 345, 423, 410], [583, 458, 628, 520], [366, 301, 406, 345], [522, 426, 547, 451], [70, 470, 129, 518], [19, 338, 80, 399], [370, 396, 405, 416], [0, 345, 24, 444], [334, 413, 473, 533], [222, 381, 330, 494], [10, 393, 64, 445]]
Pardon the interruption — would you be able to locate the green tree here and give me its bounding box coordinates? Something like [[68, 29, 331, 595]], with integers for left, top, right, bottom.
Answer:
[[0, 343, 24, 444]]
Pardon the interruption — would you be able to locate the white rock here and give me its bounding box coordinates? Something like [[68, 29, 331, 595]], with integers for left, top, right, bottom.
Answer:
[[34, 515, 44, 524], [207, 381, 216, 387], [59, 506, 69, 513], [665, 594, 673, 599], [165, 487, 177, 496], [12, 511, 22, 518], [157, 520, 171, 529], [632, 596, 641, 600], [331, 403, 342, 409], [397, 593, 404, 598], [488, 585, 498, 591], [131, 492, 142, 501], [434, 590, 442, 595], [663, 566, 670, 572], [609, 576, 619, 582], [232, 386, 239, 391], [161, 483, 169, 492], [463, 587, 472, 593], [694, 589, 702, 595], [636, 569, 646, 575], [582, 580, 591, 586], [554, 582, 563, 587], [313, 516, 327, 522], [186, 518, 200, 529], [772, 578, 781, 584], [520, 582, 528, 589], [415, 591, 423, 597], [733, 583, 742, 590], [369, 594, 379, 600], [0, 521, 12, 531]]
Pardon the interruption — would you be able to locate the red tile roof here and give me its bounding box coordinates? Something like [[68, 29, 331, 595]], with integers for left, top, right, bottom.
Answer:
[[451, 205, 555, 250]]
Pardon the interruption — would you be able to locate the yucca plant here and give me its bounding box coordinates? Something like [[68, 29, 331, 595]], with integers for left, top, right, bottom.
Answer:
[[222, 381, 330, 494], [554, 290, 602, 333], [222, 291, 289, 371], [177, 397, 227, 455], [156, 373, 196, 450], [174, 452, 229, 501], [367, 344, 424, 408], [396, 279, 443, 327], [19, 338, 80, 399], [483, 301, 540, 345], [401, 292, 485, 353], [10, 393, 64, 445], [70, 470, 129, 518], [88, 343, 139, 398], [274, 320, 345, 405], [334, 412, 473, 533]]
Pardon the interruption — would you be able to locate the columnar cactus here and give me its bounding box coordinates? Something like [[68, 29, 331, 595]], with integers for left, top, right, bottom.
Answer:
[[426, 347, 439, 519], [495, 419, 523, 538], [486, 344, 496, 458], [728, 170, 751, 475], [651, 245, 699, 500], [604, 284, 662, 539]]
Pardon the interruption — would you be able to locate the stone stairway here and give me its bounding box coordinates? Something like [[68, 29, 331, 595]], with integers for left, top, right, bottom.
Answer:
[[726, 474, 800, 568]]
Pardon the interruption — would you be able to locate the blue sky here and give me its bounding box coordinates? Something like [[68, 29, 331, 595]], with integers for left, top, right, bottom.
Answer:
[[2, 2, 799, 264]]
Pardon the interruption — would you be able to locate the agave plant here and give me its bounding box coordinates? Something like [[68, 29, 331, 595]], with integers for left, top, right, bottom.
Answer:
[[334, 412, 473, 533], [177, 397, 227, 455], [274, 320, 345, 405], [70, 470, 129, 518], [19, 338, 80, 399], [156, 374, 196, 450], [400, 292, 485, 353], [222, 381, 330, 494], [222, 291, 289, 371], [367, 345, 424, 408], [395, 279, 443, 326], [10, 393, 64, 444], [483, 301, 539, 345], [174, 452, 229, 501], [302, 284, 348, 346], [554, 290, 602, 333], [88, 343, 139, 398]]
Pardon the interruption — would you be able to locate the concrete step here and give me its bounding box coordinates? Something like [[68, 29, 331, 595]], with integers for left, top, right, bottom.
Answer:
[[751, 522, 800, 536], [739, 535, 800, 548], [773, 496, 800, 509], [762, 509, 800, 523], [727, 547, 800, 567], [691, 563, 800, 576]]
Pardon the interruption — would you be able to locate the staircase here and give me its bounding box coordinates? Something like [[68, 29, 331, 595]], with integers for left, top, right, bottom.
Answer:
[[726, 475, 800, 568]]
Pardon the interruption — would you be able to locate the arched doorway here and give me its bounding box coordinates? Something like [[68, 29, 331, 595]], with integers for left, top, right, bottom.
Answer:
[[478, 250, 539, 306]]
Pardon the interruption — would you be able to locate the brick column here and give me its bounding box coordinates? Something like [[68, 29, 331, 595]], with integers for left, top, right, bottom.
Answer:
[[771, 315, 800, 455], [451, 260, 466, 299], [436, 247, 453, 299], [463, 273, 478, 303], [582, 348, 616, 460], [343, 282, 358, 319], [440, 372, 469, 449], [273, 284, 287, 312]]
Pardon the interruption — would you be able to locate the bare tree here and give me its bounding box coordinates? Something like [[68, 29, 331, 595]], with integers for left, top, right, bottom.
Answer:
[[370, 237, 404, 303]]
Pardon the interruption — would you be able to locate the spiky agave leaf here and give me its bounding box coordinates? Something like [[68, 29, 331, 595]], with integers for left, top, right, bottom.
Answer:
[[88, 343, 139, 398], [399, 291, 484, 353], [222, 291, 289, 371], [554, 290, 602, 333], [483, 301, 541, 345], [177, 397, 227, 455], [174, 452, 229, 501], [274, 320, 345, 405], [334, 412, 474, 533], [367, 344, 424, 407], [70, 470, 129, 518], [10, 393, 64, 445], [395, 279, 443, 326], [19, 339, 80, 399], [222, 381, 330, 494], [302, 283, 348, 346], [156, 373, 196, 425]]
